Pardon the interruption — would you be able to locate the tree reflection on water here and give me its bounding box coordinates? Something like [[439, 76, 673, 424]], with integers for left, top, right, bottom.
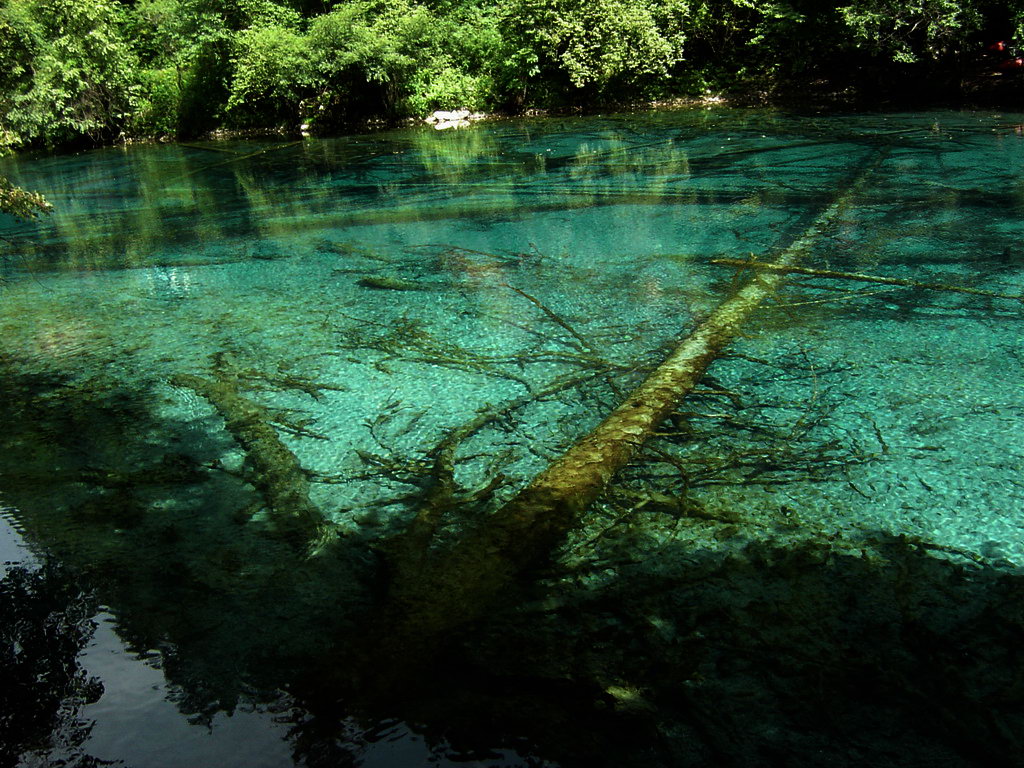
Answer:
[[0, 560, 109, 768]]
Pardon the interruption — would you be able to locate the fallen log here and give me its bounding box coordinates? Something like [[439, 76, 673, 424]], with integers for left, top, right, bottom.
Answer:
[[374, 150, 890, 663], [710, 258, 1024, 302], [170, 369, 335, 553], [379, 370, 613, 572]]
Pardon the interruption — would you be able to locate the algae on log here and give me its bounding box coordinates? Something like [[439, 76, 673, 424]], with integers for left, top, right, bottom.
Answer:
[[375, 150, 889, 658], [171, 371, 336, 553]]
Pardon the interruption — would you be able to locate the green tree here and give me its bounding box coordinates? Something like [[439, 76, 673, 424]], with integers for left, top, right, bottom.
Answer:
[[129, 0, 304, 135], [0, 177, 51, 219], [496, 0, 690, 101], [227, 24, 314, 125], [1, 0, 141, 147], [838, 0, 981, 61], [305, 1, 500, 124], [0, 0, 1021, 145]]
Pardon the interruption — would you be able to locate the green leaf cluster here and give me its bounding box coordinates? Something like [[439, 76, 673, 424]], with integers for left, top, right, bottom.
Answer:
[[838, 0, 981, 62], [0, 178, 51, 219], [497, 0, 689, 94]]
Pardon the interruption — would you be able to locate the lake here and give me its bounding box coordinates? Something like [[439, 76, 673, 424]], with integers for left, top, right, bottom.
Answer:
[[2, 109, 1023, 767]]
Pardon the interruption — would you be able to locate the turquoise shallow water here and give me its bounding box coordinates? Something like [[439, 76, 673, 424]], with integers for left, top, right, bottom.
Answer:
[[2, 109, 1024, 766]]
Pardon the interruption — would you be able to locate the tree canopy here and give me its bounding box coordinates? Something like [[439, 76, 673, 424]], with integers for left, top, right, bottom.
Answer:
[[0, 0, 1022, 147]]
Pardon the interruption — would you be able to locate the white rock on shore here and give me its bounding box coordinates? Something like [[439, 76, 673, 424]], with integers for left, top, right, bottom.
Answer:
[[424, 109, 485, 130]]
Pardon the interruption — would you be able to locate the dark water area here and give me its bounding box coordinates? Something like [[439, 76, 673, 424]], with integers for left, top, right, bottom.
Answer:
[[2, 109, 1024, 767]]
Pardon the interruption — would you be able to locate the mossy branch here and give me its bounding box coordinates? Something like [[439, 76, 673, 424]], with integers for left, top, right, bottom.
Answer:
[[711, 258, 1024, 302], [171, 369, 336, 554]]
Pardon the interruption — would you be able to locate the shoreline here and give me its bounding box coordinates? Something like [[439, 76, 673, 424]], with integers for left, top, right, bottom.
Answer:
[[8, 73, 1024, 158], [117, 78, 1024, 148]]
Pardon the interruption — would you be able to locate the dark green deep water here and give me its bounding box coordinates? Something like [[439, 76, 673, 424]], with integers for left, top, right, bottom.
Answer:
[[2, 110, 1024, 767]]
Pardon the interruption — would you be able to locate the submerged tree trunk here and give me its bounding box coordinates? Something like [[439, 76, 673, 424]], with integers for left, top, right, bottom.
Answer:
[[171, 369, 335, 552], [710, 258, 1024, 301], [374, 150, 889, 664]]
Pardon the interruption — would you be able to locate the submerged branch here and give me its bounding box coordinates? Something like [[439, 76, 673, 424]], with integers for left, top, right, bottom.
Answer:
[[711, 258, 1024, 302], [502, 283, 601, 355], [381, 370, 611, 570]]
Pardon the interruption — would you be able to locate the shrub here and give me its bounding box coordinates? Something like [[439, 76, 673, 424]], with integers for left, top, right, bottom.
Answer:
[[133, 67, 182, 138], [307, 1, 503, 121], [497, 0, 690, 100], [227, 24, 314, 126]]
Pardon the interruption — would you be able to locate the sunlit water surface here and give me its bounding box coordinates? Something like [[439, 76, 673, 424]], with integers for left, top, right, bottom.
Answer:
[[2, 109, 1023, 767]]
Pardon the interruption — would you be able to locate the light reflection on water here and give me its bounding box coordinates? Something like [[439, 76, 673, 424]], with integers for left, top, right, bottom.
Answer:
[[81, 613, 295, 768]]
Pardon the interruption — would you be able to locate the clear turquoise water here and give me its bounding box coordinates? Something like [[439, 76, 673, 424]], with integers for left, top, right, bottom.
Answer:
[[2, 109, 1024, 767]]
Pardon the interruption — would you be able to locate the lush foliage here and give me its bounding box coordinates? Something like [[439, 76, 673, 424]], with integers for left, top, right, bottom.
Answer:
[[1, 0, 1023, 147], [497, 0, 689, 97], [839, 0, 981, 62], [0, 176, 52, 219], [1, 0, 141, 146]]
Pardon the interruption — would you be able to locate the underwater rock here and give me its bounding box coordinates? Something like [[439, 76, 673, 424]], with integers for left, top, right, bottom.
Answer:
[[424, 109, 485, 130], [250, 241, 289, 261]]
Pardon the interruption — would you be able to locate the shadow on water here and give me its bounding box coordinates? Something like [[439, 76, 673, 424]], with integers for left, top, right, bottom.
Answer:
[[0, 560, 104, 768], [1, 355, 1023, 768]]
